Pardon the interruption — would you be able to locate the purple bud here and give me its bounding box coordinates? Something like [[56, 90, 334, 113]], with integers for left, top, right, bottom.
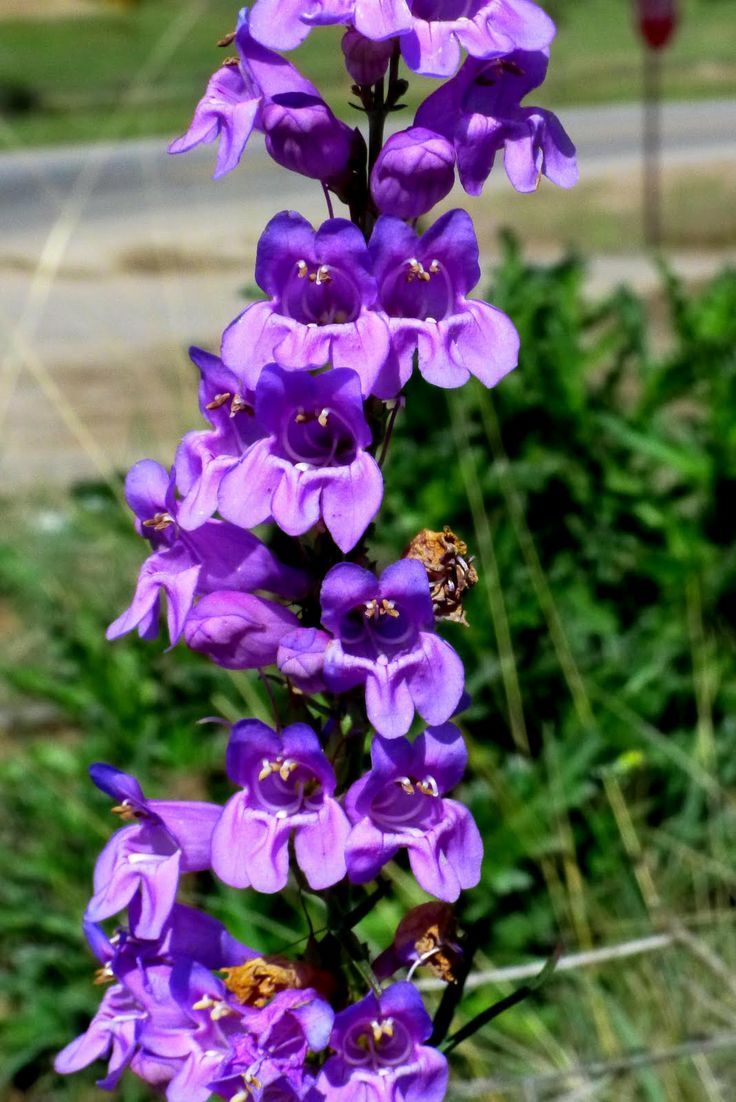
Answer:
[[341, 28, 394, 86], [183, 591, 300, 669], [371, 127, 456, 220], [262, 93, 357, 182]]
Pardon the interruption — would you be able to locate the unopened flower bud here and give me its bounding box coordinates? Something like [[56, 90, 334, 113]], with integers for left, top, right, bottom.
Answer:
[[341, 28, 394, 86], [371, 127, 456, 219]]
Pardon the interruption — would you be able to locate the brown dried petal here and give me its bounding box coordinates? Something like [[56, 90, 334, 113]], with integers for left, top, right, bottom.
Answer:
[[403, 526, 478, 625]]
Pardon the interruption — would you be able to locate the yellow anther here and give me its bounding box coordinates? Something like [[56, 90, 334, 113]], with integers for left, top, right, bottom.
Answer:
[[205, 391, 231, 410], [294, 408, 309, 423], [417, 776, 439, 798], [429, 259, 441, 274], [398, 776, 415, 795], [93, 964, 114, 985], [406, 257, 440, 283], [317, 408, 330, 428], [230, 394, 253, 417], [111, 800, 139, 822], [309, 264, 332, 285], [296, 260, 309, 278], [192, 995, 215, 1011], [364, 598, 400, 620], [142, 512, 175, 532], [370, 1017, 395, 1043], [279, 759, 298, 782]]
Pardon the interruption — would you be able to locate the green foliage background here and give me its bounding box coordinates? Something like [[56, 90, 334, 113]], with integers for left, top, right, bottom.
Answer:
[[1, 243, 736, 1098]]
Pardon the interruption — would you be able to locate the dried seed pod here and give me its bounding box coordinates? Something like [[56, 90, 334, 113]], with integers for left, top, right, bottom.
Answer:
[[404, 526, 478, 625]]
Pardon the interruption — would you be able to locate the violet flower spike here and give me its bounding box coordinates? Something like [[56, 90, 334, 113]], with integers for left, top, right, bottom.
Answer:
[[320, 559, 465, 739], [107, 458, 308, 645], [211, 719, 350, 893], [317, 981, 448, 1102], [369, 207, 519, 394], [84, 764, 220, 940], [345, 724, 483, 901], [220, 211, 391, 398], [415, 50, 578, 195], [218, 364, 383, 553], [169, 8, 355, 185]]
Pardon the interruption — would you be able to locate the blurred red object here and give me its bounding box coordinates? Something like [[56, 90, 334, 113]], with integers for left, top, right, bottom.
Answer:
[[635, 0, 678, 49]]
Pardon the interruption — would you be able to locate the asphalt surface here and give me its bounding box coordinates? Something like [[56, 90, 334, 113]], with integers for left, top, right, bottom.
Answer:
[[1, 99, 735, 491]]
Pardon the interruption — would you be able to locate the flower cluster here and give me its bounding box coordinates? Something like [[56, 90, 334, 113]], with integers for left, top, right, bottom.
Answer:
[[59, 3, 576, 1100]]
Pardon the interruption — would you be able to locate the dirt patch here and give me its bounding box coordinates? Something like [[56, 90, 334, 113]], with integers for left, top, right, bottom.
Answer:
[[116, 245, 245, 276]]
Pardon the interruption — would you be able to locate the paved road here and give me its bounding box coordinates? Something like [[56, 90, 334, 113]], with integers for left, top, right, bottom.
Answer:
[[1, 99, 735, 491]]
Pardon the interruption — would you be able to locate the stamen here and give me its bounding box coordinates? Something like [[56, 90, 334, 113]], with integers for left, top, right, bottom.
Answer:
[[398, 776, 415, 795], [294, 408, 309, 423], [417, 776, 439, 798], [223, 56, 239, 67], [142, 512, 174, 532], [205, 391, 231, 410], [405, 258, 440, 283], [317, 407, 330, 428], [364, 598, 400, 620], [93, 964, 114, 985], [309, 264, 332, 285], [279, 759, 298, 782], [296, 260, 309, 279], [230, 394, 253, 417], [217, 30, 236, 47], [111, 800, 140, 822], [192, 994, 234, 1021], [370, 1017, 395, 1043]]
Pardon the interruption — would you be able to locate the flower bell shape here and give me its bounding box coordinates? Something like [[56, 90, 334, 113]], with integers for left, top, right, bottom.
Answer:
[[85, 764, 221, 940], [221, 211, 391, 397], [107, 458, 308, 646], [320, 559, 465, 739], [370, 127, 456, 220], [169, 8, 355, 184], [369, 208, 519, 395], [211, 720, 350, 893], [218, 365, 383, 553], [183, 591, 301, 670], [345, 725, 483, 900], [415, 51, 578, 195], [174, 346, 262, 530], [316, 982, 448, 1102]]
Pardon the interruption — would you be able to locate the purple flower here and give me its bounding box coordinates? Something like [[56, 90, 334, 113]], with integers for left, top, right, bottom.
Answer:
[[415, 51, 578, 195], [54, 984, 145, 1090], [211, 987, 334, 1099], [107, 459, 308, 645], [170, 9, 355, 184], [345, 724, 482, 900], [317, 982, 448, 1102], [370, 127, 456, 221], [85, 764, 220, 940], [218, 365, 383, 553], [175, 346, 262, 530], [184, 591, 301, 670], [220, 211, 391, 398], [341, 28, 395, 86], [320, 559, 465, 739], [212, 720, 350, 893], [368, 208, 519, 394], [249, 0, 555, 79]]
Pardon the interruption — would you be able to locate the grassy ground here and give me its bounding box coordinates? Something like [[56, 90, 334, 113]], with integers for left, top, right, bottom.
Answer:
[[0, 0, 735, 150], [2, 246, 736, 1100]]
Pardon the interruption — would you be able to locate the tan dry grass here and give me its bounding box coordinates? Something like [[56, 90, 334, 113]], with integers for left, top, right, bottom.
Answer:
[[0, 0, 106, 20]]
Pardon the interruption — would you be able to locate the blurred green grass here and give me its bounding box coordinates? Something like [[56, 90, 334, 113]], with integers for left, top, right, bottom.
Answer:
[[1, 241, 736, 1099], [1, 0, 735, 149]]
